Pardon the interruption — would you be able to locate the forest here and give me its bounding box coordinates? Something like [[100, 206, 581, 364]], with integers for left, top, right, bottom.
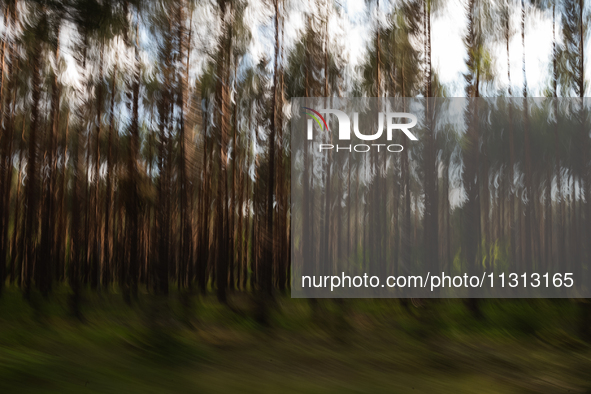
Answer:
[[1, 0, 591, 392], [291, 96, 591, 299]]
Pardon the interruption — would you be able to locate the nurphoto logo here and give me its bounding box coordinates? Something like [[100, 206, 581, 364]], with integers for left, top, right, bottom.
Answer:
[[304, 106, 418, 152]]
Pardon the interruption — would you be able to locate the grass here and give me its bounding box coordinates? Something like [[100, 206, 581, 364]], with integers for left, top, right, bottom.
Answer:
[[0, 287, 591, 393]]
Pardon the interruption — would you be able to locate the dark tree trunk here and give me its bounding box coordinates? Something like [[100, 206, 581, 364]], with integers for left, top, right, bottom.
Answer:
[[23, 38, 43, 300]]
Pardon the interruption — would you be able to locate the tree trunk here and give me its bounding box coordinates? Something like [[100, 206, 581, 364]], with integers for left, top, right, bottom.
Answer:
[[23, 38, 43, 299]]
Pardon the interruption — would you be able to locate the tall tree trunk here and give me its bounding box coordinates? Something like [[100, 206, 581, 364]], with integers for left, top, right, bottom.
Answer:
[[321, 11, 331, 286], [157, 19, 173, 296], [198, 103, 210, 294], [177, 2, 192, 290], [216, 2, 232, 303], [38, 27, 61, 297], [463, 0, 482, 318], [90, 43, 105, 290], [124, 20, 141, 301], [103, 62, 117, 289], [521, 0, 533, 273], [423, 0, 438, 277], [504, 3, 517, 267], [256, 0, 280, 323], [0, 3, 17, 295], [0, 6, 9, 294], [70, 122, 83, 320], [229, 59, 238, 291], [23, 38, 43, 299]]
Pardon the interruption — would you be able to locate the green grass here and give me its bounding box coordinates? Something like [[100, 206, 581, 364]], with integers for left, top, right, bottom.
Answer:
[[0, 287, 590, 393]]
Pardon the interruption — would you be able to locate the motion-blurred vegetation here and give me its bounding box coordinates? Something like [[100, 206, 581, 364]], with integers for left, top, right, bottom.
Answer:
[[1, 288, 591, 393]]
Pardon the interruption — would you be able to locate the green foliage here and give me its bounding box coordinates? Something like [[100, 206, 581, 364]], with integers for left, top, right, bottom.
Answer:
[[1, 290, 591, 392]]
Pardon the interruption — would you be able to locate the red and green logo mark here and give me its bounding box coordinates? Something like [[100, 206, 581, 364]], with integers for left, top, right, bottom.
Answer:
[[303, 107, 329, 132]]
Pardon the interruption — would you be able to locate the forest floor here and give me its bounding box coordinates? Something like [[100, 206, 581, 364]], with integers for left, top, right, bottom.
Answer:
[[1, 287, 591, 393]]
